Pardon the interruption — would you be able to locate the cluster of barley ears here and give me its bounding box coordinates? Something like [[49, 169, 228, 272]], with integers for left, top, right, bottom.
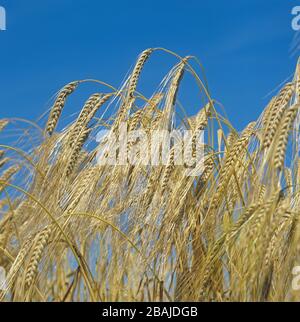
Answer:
[[1, 49, 300, 302]]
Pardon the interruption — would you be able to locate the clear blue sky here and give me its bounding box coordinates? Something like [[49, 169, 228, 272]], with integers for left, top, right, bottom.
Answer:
[[0, 0, 299, 130]]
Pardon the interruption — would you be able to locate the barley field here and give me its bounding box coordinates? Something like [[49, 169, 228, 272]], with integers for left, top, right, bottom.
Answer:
[[0, 48, 300, 302]]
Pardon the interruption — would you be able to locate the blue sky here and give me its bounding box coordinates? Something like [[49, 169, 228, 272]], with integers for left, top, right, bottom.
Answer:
[[0, 0, 299, 130]]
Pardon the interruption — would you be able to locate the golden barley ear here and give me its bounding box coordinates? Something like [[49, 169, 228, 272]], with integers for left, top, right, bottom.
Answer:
[[24, 226, 53, 289], [116, 49, 153, 124], [46, 81, 79, 135], [0, 119, 8, 132], [128, 49, 154, 98], [274, 104, 299, 170], [0, 157, 9, 169], [0, 165, 20, 193], [262, 83, 294, 149]]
